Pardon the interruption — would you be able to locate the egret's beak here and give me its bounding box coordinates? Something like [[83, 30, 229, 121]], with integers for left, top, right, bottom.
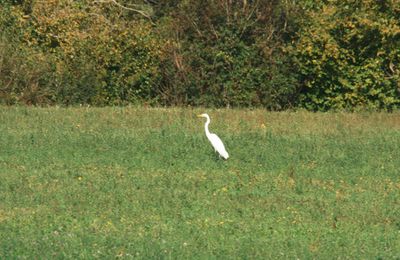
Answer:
[[197, 114, 203, 118]]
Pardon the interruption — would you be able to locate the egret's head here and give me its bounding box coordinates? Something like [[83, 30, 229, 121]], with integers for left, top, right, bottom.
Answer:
[[197, 113, 208, 118]]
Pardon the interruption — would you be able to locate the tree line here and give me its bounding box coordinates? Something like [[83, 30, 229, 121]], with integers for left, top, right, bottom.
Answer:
[[0, 0, 399, 110]]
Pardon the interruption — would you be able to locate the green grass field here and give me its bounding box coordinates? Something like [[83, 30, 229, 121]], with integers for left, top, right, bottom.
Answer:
[[0, 106, 399, 258]]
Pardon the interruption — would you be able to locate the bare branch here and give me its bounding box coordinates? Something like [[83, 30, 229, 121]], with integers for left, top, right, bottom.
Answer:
[[94, 0, 154, 24]]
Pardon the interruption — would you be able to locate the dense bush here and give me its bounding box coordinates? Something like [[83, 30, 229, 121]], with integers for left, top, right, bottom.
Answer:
[[291, 0, 400, 110], [0, 0, 399, 110], [1, 0, 164, 105], [155, 0, 298, 109], [0, 4, 56, 105]]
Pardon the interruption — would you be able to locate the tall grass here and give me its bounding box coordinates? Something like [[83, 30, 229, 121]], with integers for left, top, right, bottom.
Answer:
[[0, 106, 399, 258]]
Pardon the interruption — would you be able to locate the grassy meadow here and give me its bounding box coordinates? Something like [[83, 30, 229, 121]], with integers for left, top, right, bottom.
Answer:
[[0, 106, 399, 258]]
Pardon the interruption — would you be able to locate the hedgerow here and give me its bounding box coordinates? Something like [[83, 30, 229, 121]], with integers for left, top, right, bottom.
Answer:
[[1, 0, 399, 110]]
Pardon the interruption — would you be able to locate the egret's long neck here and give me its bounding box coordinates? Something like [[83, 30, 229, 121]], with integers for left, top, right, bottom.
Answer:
[[204, 116, 211, 137]]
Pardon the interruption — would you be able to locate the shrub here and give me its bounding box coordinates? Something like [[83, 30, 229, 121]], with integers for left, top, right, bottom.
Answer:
[[0, 5, 56, 105], [1, 0, 399, 110], [291, 0, 400, 111], [157, 0, 299, 109], [0, 0, 163, 105]]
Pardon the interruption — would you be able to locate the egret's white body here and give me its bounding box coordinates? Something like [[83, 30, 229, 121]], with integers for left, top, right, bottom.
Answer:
[[197, 113, 229, 160]]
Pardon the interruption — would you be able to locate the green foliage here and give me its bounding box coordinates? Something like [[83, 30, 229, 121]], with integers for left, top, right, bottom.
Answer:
[[66, 20, 163, 105], [1, 107, 400, 258], [0, 1, 163, 105], [0, 0, 399, 110], [0, 6, 56, 105], [157, 0, 298, 109], [292, 0, 400, 111]]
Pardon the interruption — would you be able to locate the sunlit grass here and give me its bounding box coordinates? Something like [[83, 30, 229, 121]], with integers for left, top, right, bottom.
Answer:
[[0, 106, 399, 258]]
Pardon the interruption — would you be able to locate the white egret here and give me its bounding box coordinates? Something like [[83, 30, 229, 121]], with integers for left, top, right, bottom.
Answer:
[[197, 113, 229, 160]]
